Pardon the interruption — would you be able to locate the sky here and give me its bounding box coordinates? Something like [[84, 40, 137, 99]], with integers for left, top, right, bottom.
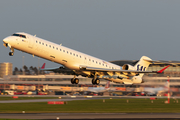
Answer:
[[1, 0, 180, 69]]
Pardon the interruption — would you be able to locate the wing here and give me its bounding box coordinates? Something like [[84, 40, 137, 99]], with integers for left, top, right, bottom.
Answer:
[[79, 65, 170, 76]]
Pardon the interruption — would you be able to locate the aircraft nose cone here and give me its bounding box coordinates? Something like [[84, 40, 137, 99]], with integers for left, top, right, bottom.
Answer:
[[3, 37, 9, 43], [3, 37, 10, 47]]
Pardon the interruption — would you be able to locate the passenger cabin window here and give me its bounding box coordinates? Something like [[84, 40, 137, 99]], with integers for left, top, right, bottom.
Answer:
[[12, 33, 26, 38]]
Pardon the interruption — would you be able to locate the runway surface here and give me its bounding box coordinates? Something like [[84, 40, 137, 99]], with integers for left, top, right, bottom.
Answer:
[[0, 113, 180, 119]]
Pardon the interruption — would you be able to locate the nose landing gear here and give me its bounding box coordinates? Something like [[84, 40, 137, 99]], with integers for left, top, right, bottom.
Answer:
[[9, 47, 14, 56], [9, 52, 14, 56]]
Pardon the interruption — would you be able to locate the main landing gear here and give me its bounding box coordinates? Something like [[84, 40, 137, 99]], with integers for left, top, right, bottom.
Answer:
[[92, 78, 100, 85], [71, 78, 79, 84], [70, 74, 100, 85]]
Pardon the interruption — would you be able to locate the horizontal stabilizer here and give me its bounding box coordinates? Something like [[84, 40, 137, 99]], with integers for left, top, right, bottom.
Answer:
[[143, 59, 177, 65]]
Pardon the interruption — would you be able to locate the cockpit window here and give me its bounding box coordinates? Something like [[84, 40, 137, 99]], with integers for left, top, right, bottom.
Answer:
[[12, 33, 26, 38]]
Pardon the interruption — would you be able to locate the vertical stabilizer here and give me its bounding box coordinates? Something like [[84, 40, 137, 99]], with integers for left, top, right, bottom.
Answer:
[[41, 63, 46, 69], [105, 81, 110, 89], [134, 56, 152, 78]]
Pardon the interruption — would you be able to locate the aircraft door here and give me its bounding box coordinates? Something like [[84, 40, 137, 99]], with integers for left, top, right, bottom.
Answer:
[[15, 37, 19, 46], [28, 36, 35, 49]]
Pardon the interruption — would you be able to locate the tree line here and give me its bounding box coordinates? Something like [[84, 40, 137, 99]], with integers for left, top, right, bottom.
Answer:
[[13, 65, 46, 75]]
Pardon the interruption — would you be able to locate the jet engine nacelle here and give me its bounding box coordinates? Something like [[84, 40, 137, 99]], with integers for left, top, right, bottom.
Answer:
[[122, 64, 136, 70], [132, 76, 143, 84]]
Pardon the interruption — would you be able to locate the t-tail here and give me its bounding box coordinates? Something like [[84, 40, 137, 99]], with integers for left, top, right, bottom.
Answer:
[[134, 56, 152, 78]]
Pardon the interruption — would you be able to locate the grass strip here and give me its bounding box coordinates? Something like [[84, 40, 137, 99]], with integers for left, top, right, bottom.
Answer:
[[0, 98, 179, 113]]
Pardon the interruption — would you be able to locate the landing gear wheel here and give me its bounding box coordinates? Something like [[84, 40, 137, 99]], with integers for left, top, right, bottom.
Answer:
[[92, 78, 100, 85], [92, 78, 96, 84], [9, 52, 14, 56], [71, 78, 75, 84], [95, 79, 100, 85], [71, 78, 79, 84], [74, 78, 79, 84]]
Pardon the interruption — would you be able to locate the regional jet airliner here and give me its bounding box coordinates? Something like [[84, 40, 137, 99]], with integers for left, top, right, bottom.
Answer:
[[3, 32, 169, 85]]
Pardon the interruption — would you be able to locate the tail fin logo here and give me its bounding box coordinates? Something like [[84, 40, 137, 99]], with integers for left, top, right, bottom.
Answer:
[[137, 64, 146, 71], [41, 63, 46, 69]]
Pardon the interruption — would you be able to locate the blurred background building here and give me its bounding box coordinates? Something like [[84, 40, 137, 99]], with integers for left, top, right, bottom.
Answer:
[[0, 61, 180, 96], [0, 63, 13, 78]]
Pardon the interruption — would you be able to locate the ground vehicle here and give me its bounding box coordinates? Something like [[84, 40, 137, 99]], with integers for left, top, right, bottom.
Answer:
[[0, 90, 8, 95], [0, 90, 14, 95]]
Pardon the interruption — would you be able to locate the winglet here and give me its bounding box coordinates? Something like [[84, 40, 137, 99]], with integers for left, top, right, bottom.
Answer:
[[157, 65, 170, 73], [41, 63, 46, 69]]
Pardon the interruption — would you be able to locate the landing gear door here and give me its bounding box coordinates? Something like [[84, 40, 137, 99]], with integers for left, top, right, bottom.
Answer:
[[28, 36, 35, 49]]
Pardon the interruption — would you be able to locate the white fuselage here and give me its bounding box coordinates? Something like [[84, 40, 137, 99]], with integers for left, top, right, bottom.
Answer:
[[3, 32, 121, 75], [5, 32, 166, 84], [3, 33, 170, 84]]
